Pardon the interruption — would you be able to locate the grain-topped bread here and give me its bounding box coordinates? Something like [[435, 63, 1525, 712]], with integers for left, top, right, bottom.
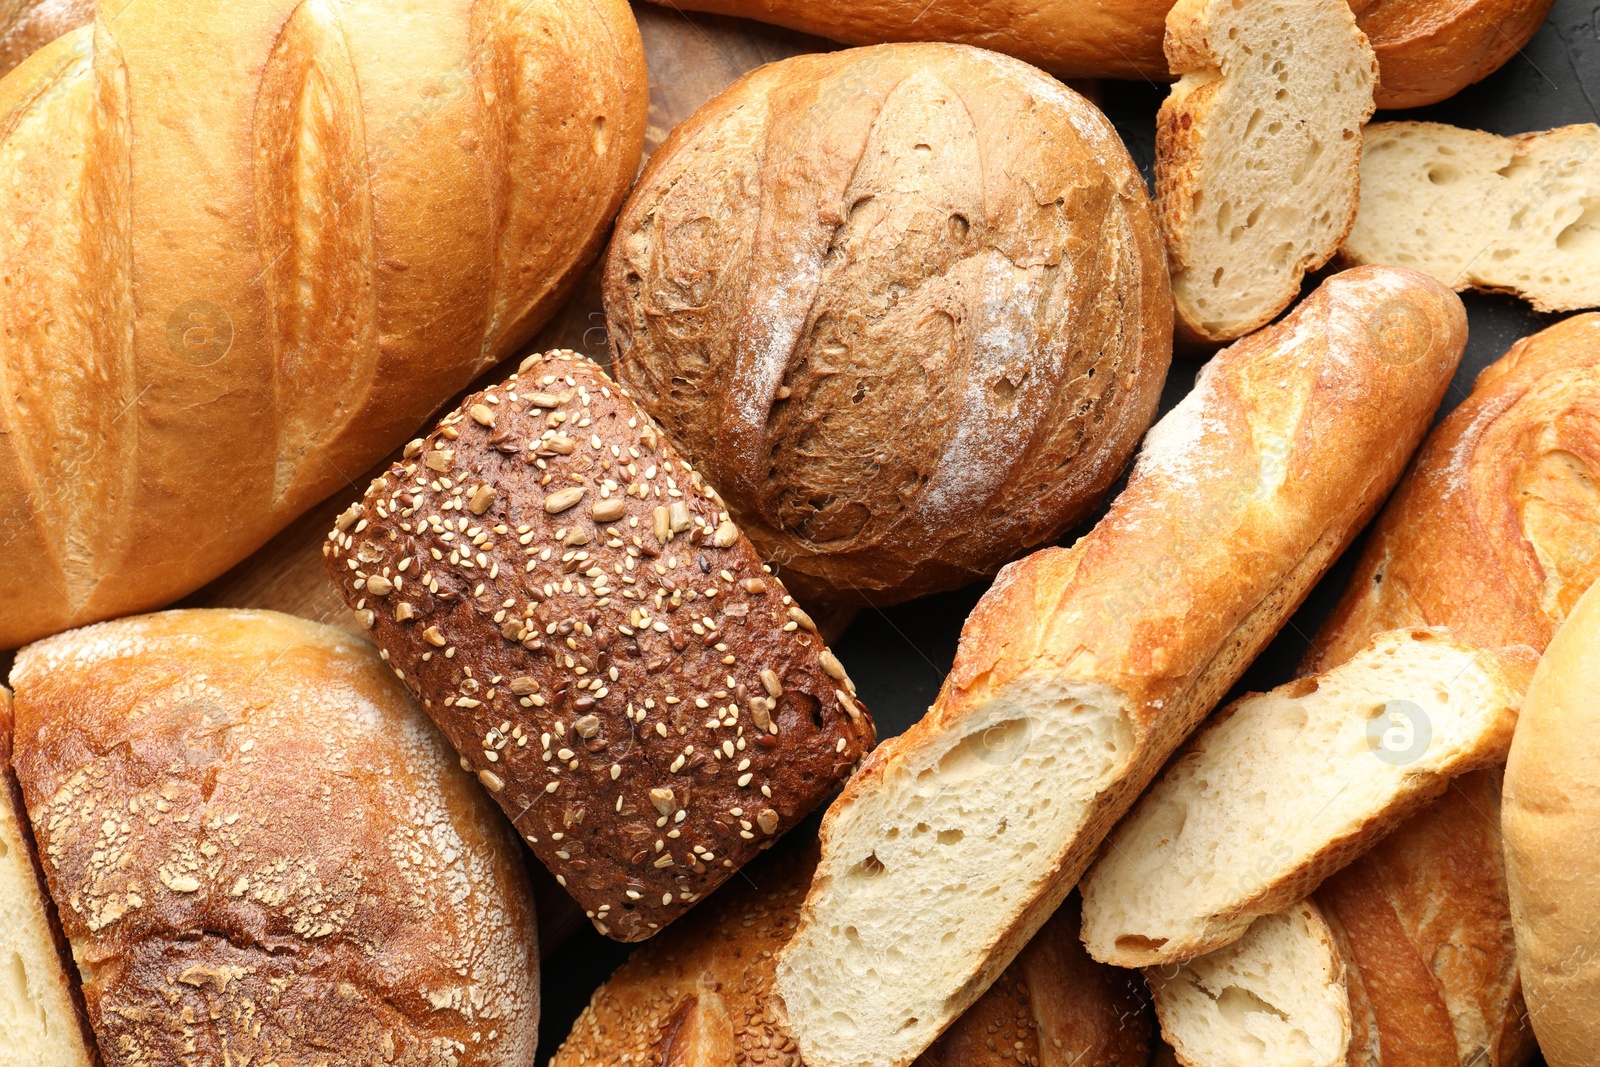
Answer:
[[9, 609, 540, 1066], [1157, 0, 1377, 343], [324, 350, 875, 942], [0, 686, 97, 1067], [770, 267, 1466, 1067], [1342, 122, 1600, 314], [608, 42, 1172, 607], [1149, 902, 1350, 1067], [1503, 581, 1600, 1065], [1081, 627, 1534, 968], [552, 844, 1152, 1067], [0, 0, 647, 648]]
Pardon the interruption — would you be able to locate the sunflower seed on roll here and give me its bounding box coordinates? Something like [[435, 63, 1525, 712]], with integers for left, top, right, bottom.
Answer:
[[324, 350, 876, 942]]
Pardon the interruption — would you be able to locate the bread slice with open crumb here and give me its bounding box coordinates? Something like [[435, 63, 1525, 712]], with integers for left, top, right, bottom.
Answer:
[[1149, 902, 1350, 1067], [1079, 628, 1533, 968], [1342, 121, 1600, 313], [0, 687, 97, 1067], [1158, 0, 1376, 343]]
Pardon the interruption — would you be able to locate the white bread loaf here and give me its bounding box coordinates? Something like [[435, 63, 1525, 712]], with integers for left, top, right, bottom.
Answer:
[[770, 266, 1466, 1067], [1081, 628, 1534, 967], [0, 0, 647, 649], [1148, 902, 1350, 1067], [9, 609, 542, 1066], [1503, 581, 1600, 1065], [0, 686, 96, 1067], [1342, 122, 1600, 313], [1157, 0, 1376, 343]]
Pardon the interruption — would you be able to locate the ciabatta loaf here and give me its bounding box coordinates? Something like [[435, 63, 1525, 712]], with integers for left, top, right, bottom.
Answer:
[[1503, 582, 1600, 1066], [1081, 628, 1533, 967], [552, 847, 1152, 1067], [1343, 122, 1600, 313], [1149, 902, 1350, 1067], [10, 610, 541, 1067], [770, 266, 1466, 1067], [0, 687, 96, 1067], [1157, 0, 1376, 343]]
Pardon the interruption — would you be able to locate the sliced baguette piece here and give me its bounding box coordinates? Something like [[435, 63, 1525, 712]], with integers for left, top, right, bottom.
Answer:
[[770, 266, 1466, 1067], [0, 686, 97, 1067], [1343, 122, 1600, 313], [1080, 627, 1534, 968], [1157, 0, 1377, 343], [1149, 902, 1350, 1067]]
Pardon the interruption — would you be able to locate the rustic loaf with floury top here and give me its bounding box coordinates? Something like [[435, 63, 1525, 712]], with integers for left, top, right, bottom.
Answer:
[[770, 266, 1466, 1067], [608, 42, 1172, 607], [0, 0, 647, 649], [324, 351, 875, 942], [8, 609, 541, 1067], [552, 844, 1152, 1067], [639, 0, 1549, 108]]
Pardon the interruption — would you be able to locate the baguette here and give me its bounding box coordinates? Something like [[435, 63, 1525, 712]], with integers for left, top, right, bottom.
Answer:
[[552, 845, 1152, 1067], [323, 350, 876, 942], [770, 265, 1467, 1067], [0, 0, 648, 648], [640, 0, 1549, 107], [1148, 902, 1350, 1067], [1081, 627, 1533, 968], [1342, 122, 1600, 314], [9, 609, 542, 1066], [0, 685, 97, 1067], [1502, 583, 1600, 1067], [1157, 0, 1376, 343]]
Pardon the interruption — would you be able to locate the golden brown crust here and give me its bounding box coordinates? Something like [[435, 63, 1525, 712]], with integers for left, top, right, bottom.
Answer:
[[323, 351, 875, 942], [552, 846, 1150, 1067], [0, 0, 92, 76], [9, 609, 540, 1067], [1356, 0, 1555, 109], [0, 0, 648, 649], [608, 42, 1171, 606]]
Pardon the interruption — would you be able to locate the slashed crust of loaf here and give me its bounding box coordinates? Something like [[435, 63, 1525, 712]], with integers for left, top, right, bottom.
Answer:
[[9, 610, 540, 1067], [1080, 628, 1535, 969], [324, 351, 875, 942], [553, 843, 1151, 1067], [1158, 0, 1376, 343], [1149, 902, 1350, 1067], [770, 267, 1465, 1067], [1343, 122, 1600, 314], [0, 0, 648, 649], [0, 687, 99, 1067], [1305, 311, 1600, 675]]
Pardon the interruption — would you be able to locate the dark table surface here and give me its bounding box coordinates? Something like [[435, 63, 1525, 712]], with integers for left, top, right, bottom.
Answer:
[[534, 2, 1600, 1060]]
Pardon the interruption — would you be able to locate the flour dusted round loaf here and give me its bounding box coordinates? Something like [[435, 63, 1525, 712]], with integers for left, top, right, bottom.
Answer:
[[606, 43, 1172, 606], [0, 0, 647, 648], [8, 609, 541, 1066]]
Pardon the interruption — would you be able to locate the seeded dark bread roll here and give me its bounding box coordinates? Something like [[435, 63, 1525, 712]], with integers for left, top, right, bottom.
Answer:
[[9, 609, 540, 1067], [323, 350, 876, 942], [552, 844, 1152, 1067], [608, 43, 1172, 607]]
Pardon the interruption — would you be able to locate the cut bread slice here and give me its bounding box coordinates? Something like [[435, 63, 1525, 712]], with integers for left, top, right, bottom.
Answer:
[[0, 687, 97, 1067], [1149, 902, 1350, 1067], [1080, 628, 1534, 968], [1343, 121, 1600, 313], [1157, 0, 1376, 343]]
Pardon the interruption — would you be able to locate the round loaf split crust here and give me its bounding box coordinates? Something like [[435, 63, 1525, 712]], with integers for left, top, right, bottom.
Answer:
[[606, 43, 1172, 607], [7, 609, 540, 1067], [323, 351, 876, 942]]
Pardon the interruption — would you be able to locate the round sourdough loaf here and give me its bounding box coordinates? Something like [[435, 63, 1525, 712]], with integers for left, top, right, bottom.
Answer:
[[1503, 580, 1600, 1067], [7, 609, 541, 1066], [606, 43, 1172, 606], [0, 0, 647, 649]]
